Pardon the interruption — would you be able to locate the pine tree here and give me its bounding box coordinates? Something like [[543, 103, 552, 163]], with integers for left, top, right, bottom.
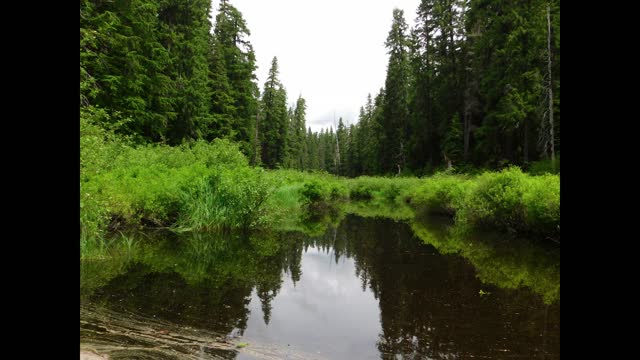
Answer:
[[336, 118, 348, 175], [442, 114, 463, 168], [157, 0, 212, 144], [209, 0, 259, 157], [292, 96, 308, 170], [259, 57, 288, 168], [80, 0, 175, 143], [382, 9, 411, 174]]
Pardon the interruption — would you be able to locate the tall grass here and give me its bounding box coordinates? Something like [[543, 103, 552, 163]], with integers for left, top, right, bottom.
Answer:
[[345, 176, 421, 204], [175, 167, 272, 232], [82, 108, 559, 245], [81, 113, 275, 243]]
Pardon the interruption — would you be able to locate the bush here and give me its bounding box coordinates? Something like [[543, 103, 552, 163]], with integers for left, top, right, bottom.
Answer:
[[461, 167, 527, 231], [411, 175, 473, 215], [350, 183, 374, 200], [346, 176, 421, 203], [460, 167, 559, 237], [329, 183, 348, 201], [522, 174, 560, 237], [300, 181, 326, 205]]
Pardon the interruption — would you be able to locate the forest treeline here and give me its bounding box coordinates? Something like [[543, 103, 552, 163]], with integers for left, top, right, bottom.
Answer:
[[80, 0, 559, 176]]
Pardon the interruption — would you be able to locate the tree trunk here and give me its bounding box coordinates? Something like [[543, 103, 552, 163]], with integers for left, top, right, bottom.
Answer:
[[444, 154, 452, 169], [463, 88, 472, 159], [463, 107, 470, 158], [335, 132, 340, 174], [524, 116, 529, 163], [547, 5, 555, 165], [253, 110, 260, 165]]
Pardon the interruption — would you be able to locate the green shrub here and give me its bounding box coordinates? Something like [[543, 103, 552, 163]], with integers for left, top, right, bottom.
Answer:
[[460, 167, 527, 231], [411, 175, 473, 216], [300, 181, 326, 205], [329, 183, 348, 201], [350, 183, 374, 200], [460, 167, 559, 237], [350, 177, 422, 203], [522, 174, 560, 237]]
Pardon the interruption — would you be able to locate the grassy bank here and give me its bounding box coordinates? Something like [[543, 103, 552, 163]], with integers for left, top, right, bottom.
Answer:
[[278, 168, 559, 241], [81, 116, 559, 251], [81, 115, 274, 252]]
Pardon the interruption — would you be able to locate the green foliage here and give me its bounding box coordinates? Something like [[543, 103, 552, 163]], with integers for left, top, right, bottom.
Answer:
[[329, 183, 349, 201], [460, 167, 530, 232], [79, 0, 561, 260], [80, 134, 270, 242], [381, 8, 411, 174], [80, 107, 129, 246], [346, 176, 421, 204], [313, 0, 560, 176], [259, 57, 289, 168], [528, 155, 560, 175], [521, 173, 560, 236], [350, 183, 374, 201], [208, 0, 259, 157], [404, 167, 559, 239], [411, 174, 474, 216], [300, 181, 327, 205], [176, 167, 272, 232], [459, 167, 560, 238], [442, 114, 463, 164], [80, 0, 560, 179], [284, 96, 308, 170]]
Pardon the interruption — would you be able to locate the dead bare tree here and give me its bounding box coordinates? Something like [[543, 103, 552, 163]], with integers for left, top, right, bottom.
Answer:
[[547, 5, 555, 164], [333, 112, 341, 174], [538, 4, 556, 165]]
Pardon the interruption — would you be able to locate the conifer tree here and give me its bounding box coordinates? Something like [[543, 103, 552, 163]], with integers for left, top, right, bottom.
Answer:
[[259, 57, 288, 168]]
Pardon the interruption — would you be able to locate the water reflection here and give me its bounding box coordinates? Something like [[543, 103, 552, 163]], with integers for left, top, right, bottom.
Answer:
[[80, 215, 559, 359]]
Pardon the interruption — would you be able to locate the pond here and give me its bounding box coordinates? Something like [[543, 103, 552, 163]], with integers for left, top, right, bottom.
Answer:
[[80, 215, 559, 359]]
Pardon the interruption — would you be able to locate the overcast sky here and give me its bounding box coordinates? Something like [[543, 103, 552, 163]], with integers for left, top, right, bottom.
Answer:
[[211, 0, 422, 132]]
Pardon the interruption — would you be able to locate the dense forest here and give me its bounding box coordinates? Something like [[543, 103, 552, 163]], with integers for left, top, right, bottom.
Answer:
[[80, 0, 560, 177], [81, 2, 560, 356]]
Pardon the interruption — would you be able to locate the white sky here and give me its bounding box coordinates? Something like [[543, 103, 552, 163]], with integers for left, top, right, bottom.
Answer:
[[211, 0, 422, 132]]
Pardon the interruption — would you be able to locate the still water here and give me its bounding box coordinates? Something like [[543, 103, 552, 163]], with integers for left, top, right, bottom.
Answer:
[[80, 215, 559, 359]]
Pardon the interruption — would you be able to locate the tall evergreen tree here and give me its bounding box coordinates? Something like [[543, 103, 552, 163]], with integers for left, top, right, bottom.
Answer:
[[156, 0, 212, 144], [259, 57, 288, 168], [336, 118, 348, 175], [209, 0, 259, 157], [382, 9, 411, 174], [290, 96, 308, 170], [305, 127, 319, 170], [466, 0, 551, 165], [80, 0, 175, 142]]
